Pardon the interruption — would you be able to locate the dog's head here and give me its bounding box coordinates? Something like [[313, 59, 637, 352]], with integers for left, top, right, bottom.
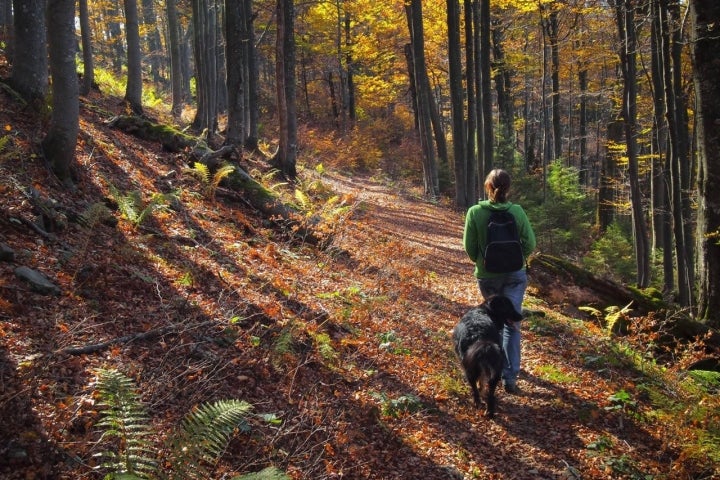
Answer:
[[482, 295, 523, 330]]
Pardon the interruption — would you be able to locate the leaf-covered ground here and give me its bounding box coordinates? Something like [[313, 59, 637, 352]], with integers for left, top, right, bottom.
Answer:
[[1, 81, 718, 479]]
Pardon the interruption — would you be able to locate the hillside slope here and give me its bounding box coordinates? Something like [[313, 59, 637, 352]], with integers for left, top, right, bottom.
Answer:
[[0, 89, 717, 479]]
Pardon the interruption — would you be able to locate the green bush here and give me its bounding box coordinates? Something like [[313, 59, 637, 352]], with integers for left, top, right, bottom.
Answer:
[[583, 221, 635, 283], [517, 160, 594, 256]]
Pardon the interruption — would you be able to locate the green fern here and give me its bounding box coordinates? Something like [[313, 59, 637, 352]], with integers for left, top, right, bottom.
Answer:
[[92, 369, 280, 480], [79, 202, 114, 228], [0, 135, 10, 153], [94, 369, 156, 479], [184, 162, 211, 184], [167, 400, 253, 480], [108, 183, 176, 227], [184, 162, 236, 198]]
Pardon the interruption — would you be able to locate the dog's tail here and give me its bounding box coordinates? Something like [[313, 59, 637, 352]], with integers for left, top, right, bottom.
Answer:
[[462, 340, 503, 380]]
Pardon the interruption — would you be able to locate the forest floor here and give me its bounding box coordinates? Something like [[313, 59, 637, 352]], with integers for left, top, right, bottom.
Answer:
[[1, 76, 719, 479]]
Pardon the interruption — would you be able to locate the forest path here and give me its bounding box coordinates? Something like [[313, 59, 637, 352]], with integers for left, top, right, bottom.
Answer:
[[318, 171, 672, 479]]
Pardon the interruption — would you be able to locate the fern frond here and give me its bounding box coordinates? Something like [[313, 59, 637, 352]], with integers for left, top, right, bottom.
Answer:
[[114, 190, 143, 224], [79, 202, 114, 228], [294, 188, 310, 209], [168, 399, 252, 480], [94, 369, 157, 479], [133, 192, 175, 226], [212, 164, 236, 189], [184, 162, 211, 184]]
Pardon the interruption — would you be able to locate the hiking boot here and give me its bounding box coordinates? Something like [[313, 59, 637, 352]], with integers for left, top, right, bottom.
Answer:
[[504, 383, 520, 394]]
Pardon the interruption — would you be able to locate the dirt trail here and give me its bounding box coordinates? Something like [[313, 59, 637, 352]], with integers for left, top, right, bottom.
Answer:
[[321, 172, 675, 480]]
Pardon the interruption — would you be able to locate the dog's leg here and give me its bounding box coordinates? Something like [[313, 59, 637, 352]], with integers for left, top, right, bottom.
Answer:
[[485, 372, 501, 418], [466, 373, 482, 407]]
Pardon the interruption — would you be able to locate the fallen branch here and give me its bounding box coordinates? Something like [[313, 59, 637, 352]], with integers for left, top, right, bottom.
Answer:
[[57, 325, 176, 355]]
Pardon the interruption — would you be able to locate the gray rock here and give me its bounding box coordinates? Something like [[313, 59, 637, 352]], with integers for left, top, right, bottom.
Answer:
[[0, 243, 14, 262], [14, 266, 61, 295]]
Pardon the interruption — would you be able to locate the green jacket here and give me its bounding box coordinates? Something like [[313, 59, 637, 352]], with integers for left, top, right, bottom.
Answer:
[[463, 200, 536, 278]]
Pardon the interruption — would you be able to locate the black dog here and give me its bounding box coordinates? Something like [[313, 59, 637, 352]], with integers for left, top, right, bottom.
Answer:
[[452, 295, 523, 417]]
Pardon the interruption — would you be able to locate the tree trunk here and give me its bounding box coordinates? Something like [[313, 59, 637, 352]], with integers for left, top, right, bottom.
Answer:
[[691, 0, 720, 326], [9, 0, 47, 106], [124, 0, 144, 114], [447, 0, 468, 209], [407, 0, 439, 198], [492, 19, 514, 163], [78, 0, 94, 96], [166, 0, 185, 116], [244, 0, 259, 150], [464, 0, 477, 201], [192, 0, 219, 134], [274, 0, 298, 179], [600, 121, 623, 231], [614, 0, 651, 288], [479, 0, 493, 173], [670, 1, 694, 303], [549, 10, 561, 161], [141, 0, 163, 83], [344, 13, 356, 122], [42, 0, 78, 186], [225, 0, 247, 146], [649, 1, 670, 292], [657, 0, 691, 304], [106, 2, 124, 73]]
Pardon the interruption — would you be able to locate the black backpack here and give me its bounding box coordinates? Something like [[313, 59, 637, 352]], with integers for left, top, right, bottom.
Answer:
[[482, 206, 525, 273]]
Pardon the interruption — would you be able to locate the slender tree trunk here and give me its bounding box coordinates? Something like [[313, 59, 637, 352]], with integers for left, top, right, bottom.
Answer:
[[226, 0, 246, 145], [650, 0, 673, 294], [192, 0, 219, 134], [42, 0, 78, 186], [9, 0, 47, 106], [327, 71, 339, 124], [464, 0, 477, 199], [670, 0, 694, 303], [166, 0, 184, 116], [522, 26, 538, 173], [447, 0, 468, 208], [345, 13, 356, 122], [659, 0, 691, 304], [479, 0, 492, 173], [244, 0, 259, 150], [107, 2, 124, 73], [600, 121, 623, 231], [141, 0, 162, 82], [492, 19, 514, 163], [578, 68, 588, 183], [124, 0, 144, 114], [691, 0, 720, 326], [78, 0, 94, 96], [614, 0, 651, 287], [540, 5, 561, 162], [274, 0, 298, 179], [407, 0, 438, 198]]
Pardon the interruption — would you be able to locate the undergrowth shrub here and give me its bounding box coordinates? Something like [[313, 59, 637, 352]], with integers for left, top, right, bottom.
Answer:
[[583, 221, 636, 283], [522, 160, 594, 256]]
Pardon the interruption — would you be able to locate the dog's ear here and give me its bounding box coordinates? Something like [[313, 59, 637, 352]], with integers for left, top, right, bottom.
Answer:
[[487, 295, 523, 322]]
